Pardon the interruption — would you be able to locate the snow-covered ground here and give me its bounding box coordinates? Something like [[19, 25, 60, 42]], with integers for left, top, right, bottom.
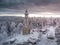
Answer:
[[36, 26, 57, 45], [1, 31, 40, 45], [36, 34, 57, 45], [0, 26, 57, 45]]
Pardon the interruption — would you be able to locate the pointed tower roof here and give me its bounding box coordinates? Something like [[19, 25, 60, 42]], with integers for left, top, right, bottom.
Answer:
[[25, 9, 28, 15]]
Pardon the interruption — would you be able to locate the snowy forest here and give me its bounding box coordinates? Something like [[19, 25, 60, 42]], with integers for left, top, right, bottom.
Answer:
[[0, 0, 60, 45], [0, 16, 60, 45]]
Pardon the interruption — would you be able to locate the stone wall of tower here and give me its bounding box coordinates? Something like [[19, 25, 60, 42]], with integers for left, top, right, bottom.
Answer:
[[23, 10, 30, 35]]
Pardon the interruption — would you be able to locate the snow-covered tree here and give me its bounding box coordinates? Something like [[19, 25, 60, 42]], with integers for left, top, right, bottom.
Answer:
[[17, 23, 23, 34], [0, 24, 8, 41], [11, 23, 23, 35], [10, 22, 16, 31]]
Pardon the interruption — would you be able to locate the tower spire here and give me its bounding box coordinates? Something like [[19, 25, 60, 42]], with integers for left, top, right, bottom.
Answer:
[[25, 9, 28, 15]]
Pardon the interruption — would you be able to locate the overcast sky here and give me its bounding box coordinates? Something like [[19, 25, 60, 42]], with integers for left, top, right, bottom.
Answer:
[[25, 0, 60, 13], [0, 0, 60, 15]]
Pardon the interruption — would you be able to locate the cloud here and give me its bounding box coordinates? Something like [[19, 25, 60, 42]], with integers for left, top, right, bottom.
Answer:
[[0, 0, 60, 14], [27, 0, 60, 5]]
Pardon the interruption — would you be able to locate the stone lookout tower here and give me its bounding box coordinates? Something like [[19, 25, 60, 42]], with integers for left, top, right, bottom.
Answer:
[[23, 9, 30, 35]]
